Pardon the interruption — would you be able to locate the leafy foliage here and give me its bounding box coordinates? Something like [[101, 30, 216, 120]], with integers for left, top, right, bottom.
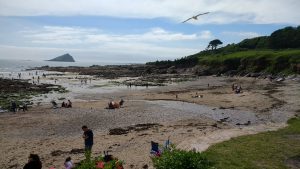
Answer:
[[75, 151, 124, 169], [238, 36, 270, 49], [198, 50, 300, 74], [152, 148, 214, 169], [207, 39, 223, 50], [146, 55, 199, 68], [270, 26, 300, 49]]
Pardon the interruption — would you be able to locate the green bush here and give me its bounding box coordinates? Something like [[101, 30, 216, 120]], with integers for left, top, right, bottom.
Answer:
[[75, 151, 124, 169], [152, 148, 214, 169]]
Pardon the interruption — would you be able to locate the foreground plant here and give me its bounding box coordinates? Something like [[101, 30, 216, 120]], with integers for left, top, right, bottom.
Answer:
[[152, 146, 214, 169], [75, 151, 124, 169]]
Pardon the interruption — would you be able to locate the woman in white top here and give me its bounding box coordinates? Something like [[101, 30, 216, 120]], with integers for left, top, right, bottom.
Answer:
[[64, 157, 73, 169]]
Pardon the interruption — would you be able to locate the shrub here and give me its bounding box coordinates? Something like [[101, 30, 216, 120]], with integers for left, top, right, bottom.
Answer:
[[75, 151, 124, 169], [152, 148, 214, 169]]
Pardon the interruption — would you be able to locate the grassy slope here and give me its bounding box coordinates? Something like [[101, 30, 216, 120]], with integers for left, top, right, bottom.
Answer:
[[197, 49, 300, 74], [203, 118, 300, 169]]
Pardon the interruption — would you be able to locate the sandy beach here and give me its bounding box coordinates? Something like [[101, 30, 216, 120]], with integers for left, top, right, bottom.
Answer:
[[0, 74, 299, 169]]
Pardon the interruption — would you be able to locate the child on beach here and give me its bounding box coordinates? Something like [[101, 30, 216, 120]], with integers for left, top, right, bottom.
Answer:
[[64, 157, 73, 169], [61, 101, 66, 108], [67, 100, 72, 108]]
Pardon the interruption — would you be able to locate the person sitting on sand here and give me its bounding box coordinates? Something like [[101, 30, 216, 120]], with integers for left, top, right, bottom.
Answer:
[[232, 83, 235, 91], [67, 100, 72, 108], [11, 101, 17, 112], [107, 99, 124, 109], [61, 101, 66, 108], [235, 86, 242, 94], [64, 157, 73, 169], [150, 141, 161, 157], [108, 101, 114, 109], [119, 99, 124, 107], [19, 102, 28, 111], [107, 99, 125, 109], [51, 100, 58, 109], [23, 154, 42, 169]]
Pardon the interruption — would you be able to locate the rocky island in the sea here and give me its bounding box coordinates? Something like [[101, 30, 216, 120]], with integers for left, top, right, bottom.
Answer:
[[47, 53, 75, 62]]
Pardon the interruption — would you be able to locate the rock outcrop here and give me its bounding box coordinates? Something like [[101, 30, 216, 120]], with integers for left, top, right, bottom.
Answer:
[[47, 53, 75, 62]]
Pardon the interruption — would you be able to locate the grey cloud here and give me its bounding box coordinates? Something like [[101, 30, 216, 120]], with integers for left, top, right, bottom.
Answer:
[[0, 0, 299, 24]]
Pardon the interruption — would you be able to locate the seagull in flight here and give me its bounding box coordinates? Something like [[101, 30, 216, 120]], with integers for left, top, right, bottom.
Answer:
[[182, 12, 210, 23]]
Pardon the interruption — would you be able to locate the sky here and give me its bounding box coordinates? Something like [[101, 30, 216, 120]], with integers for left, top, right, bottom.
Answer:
[[0, 0, 299, 63]]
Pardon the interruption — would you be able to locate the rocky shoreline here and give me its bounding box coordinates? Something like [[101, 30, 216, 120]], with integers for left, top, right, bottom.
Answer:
[[29, 65, 199, 87], [31, 64, 300, 82], [0, 78, 67, 111]]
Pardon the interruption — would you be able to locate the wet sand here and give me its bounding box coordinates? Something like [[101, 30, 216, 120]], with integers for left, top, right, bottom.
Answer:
[[0, 75, 299, 169]]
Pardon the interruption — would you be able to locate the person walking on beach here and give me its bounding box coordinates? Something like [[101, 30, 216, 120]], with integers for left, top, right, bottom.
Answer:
[[23, 154, 42, 169], [232, 83, 235, 91], [82, 125, 94, 152]]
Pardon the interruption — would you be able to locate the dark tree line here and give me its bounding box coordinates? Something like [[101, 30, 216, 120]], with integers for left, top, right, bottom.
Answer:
[[269, 26, 300, 49], [237, 26, 300, 49], [146, 55, 198, 68], [238, 36, 269, 49]]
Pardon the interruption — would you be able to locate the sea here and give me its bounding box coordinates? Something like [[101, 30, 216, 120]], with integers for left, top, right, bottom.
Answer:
[[0, 59, 133, 73]]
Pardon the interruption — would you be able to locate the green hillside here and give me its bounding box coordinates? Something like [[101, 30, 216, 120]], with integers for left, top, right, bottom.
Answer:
[[197, 49, 300, 75], [147, 26, 300, 75]]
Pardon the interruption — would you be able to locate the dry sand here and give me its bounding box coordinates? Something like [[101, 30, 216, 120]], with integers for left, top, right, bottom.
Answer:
[[0, 76, 299, 169]]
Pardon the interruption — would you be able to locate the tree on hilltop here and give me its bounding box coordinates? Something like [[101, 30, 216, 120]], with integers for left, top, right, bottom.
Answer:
[[207, 39, 223, 50]]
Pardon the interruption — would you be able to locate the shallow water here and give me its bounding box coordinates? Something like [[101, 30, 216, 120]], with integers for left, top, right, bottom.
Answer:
[[0, 59, 129, 72], [148, 100, 260, 126]]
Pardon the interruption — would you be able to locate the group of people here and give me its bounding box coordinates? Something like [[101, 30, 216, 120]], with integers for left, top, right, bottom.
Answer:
[[51, 100, 72, 109], [23, 154, 73, 169], [23, 125, 93, 169], [54, 98, 125, 110], [61, 100, 72, 108], [80, 78, 91, 85], [11, 101, 28, 112], [32, 75, 41, 84], [107, 99, 124, 109], [232, 83, 242, 94]]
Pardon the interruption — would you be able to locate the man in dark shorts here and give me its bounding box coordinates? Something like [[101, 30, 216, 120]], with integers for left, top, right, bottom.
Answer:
[[82, 125, 94, 152]]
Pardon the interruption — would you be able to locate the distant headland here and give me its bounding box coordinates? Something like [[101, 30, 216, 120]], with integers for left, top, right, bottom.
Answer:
[[46, 53, 75, 62]]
